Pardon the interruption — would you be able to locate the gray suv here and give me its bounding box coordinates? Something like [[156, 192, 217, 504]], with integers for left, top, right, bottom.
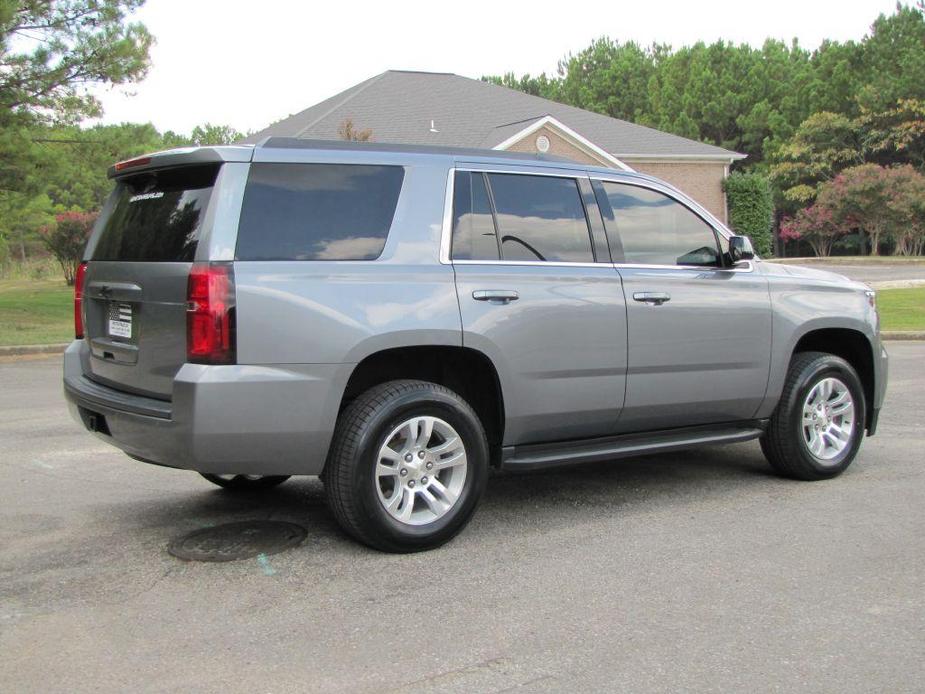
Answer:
[[64, 138, 888, 552]]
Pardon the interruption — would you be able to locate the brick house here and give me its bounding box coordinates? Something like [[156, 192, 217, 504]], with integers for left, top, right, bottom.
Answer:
[[244, 70, 745, 221]]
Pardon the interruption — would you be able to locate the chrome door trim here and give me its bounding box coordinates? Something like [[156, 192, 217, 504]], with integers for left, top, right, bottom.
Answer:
[[439, 166, 755, 273], [440, 165, 596, 266], [589, 174, 733, 240]]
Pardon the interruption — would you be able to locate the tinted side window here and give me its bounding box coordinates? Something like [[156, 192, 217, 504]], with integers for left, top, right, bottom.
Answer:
[[487, 173, 593, 263], [451, 171, 499, 260], [601, 183, 720, 267], [236, 163, 404, 261]]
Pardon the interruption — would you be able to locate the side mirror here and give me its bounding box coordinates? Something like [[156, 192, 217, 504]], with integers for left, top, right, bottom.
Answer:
[[728, 235, 755, 263]]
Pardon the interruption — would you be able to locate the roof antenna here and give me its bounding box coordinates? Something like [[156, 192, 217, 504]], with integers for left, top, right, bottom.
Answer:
[[429, 119, 439, 133]]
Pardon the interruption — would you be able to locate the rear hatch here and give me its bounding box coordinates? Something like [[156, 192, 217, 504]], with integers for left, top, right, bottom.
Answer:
[[82, 164, 220, 399]]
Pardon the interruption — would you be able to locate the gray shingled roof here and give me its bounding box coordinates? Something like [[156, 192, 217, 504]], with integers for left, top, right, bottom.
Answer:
[[242, 70, 743, 160]]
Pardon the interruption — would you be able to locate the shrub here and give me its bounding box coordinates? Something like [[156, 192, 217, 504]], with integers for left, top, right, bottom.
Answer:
[[723, 172, 774, 256], [39, 211, 97, 285]]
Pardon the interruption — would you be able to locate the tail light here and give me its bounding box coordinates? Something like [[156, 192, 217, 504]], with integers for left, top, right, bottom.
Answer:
[[74, 262, 88, 339], [186, 262, 236, 364]]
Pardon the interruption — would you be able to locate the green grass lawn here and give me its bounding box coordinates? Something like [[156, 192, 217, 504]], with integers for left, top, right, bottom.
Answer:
[[877, 286, 925, 331], [0, 278, 74, 346], [0, 278, 922, 347]]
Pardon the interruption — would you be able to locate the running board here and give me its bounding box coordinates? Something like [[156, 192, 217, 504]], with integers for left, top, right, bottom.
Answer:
[[501, 421, 768, 471]]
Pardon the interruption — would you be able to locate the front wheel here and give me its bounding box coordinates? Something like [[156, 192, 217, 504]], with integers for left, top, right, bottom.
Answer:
[[199, 473, 291, 491], [761, 351, 866, 480], [323, 380, 489, 553]]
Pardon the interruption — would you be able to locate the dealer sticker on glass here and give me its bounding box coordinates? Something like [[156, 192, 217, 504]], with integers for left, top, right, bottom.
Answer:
[[108, 302, 132, 339]]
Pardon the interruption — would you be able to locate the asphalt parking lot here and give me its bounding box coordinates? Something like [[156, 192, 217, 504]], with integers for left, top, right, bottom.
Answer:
[[1, 345, 923, 693]]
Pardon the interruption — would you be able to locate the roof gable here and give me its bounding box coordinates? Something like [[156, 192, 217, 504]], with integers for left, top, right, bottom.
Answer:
[[244, 70, 744, 160]]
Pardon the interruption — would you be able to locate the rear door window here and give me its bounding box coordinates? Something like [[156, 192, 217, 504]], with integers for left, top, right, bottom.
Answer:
[[92, 164, 219, 262], [235, 163, 404, 261], [451, 171, 500, 261], [486, 173, 594, 263]]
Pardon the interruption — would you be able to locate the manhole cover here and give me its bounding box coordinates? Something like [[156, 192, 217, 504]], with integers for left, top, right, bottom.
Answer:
[[168, 520, 307, 562]]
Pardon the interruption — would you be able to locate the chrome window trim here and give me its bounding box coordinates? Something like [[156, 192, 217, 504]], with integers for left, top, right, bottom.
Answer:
[[590, 174, 733, 240], [450, 259, 753, 272], [440, 165, 597, 265], [438, 166, 754, 273], [453, 259, 609, 269], [591, 175, 755, 273], [613, 260, 755, 273]]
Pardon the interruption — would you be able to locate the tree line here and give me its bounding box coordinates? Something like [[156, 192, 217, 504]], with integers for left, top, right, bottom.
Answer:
[[0, 1, 244, 267], [2, 1, 924, 269], [485, 3, 925, 256]]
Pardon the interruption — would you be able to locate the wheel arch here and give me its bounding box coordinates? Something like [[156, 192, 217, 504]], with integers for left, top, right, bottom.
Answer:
[[338, 345, 506, 464], [791, 327, 875, 432]]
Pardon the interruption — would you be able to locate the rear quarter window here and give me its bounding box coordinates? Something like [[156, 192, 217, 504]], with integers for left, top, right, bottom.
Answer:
[[235, 163, 405, 261]]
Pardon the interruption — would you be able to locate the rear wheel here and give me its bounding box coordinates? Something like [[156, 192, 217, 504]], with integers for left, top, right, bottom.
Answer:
[[323, 380, 488, 552], [199, 473, 291, 491], [760, 351, 865, 480]]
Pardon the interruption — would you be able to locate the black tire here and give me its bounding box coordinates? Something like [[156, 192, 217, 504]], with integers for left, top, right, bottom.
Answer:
[[322, 380, 489, 553], [199, 473, 291, 491], [760, 351, 866, 481]]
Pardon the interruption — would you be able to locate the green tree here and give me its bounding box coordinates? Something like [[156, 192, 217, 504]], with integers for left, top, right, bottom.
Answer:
[[0, 1, 153, 123], [0, 191, 53, 261], [189, 123, 244, 145], [1, 0, 153, 258], [858, 98, 925, 168], [552, 39, 661, 124], [769, 112, 865, 209], [485, 3, 925, 170], [856, 3, 925, 112]]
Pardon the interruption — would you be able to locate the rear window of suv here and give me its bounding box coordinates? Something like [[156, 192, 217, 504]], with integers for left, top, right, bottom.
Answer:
[[235, 163, 405, 261], [92, 164, 219, 262]]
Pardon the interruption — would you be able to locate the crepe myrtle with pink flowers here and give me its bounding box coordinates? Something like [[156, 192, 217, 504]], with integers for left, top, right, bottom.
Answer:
[[780, 164, 925, 256]]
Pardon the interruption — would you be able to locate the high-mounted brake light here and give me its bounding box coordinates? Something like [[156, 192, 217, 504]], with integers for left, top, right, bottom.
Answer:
[[186, 263, 236, 364], [74, 261, 88, 339], [114, 156, 152, 171]]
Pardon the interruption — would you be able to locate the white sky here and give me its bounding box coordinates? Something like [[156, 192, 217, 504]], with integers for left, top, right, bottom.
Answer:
[[88, 0, 902, 134]]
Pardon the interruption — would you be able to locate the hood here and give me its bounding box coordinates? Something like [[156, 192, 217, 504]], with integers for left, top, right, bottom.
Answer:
[[759, 261, 868, 290]]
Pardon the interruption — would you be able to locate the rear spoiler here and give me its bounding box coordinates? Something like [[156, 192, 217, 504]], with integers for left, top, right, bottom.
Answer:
[[108, 145, 254, 179]]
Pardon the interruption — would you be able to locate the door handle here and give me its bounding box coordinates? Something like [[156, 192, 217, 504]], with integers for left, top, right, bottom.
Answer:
[[633, 291, 671, 305], [472, 289, 519, 304]]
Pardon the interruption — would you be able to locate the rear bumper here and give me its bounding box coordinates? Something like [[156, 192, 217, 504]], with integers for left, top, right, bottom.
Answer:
[[63, 341, 349, 475]]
